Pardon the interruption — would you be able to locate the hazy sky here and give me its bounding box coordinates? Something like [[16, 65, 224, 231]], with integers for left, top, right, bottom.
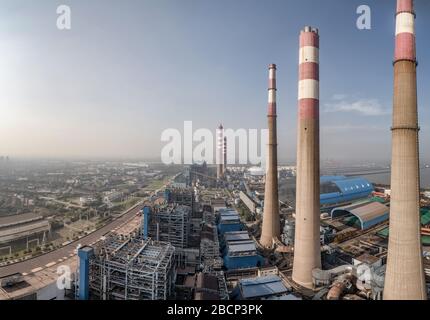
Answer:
[[0, 0, 429, 162]]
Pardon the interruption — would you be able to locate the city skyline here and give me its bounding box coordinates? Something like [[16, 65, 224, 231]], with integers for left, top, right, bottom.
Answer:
[[1, 0, 430, 162]]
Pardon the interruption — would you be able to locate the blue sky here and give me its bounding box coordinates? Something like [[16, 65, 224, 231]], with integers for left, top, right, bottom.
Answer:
[[0, 0, 429, 162]]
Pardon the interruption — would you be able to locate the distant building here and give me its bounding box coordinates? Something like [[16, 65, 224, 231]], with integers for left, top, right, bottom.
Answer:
[[231, 275, 300, 300], [0, 213, 50, 252]]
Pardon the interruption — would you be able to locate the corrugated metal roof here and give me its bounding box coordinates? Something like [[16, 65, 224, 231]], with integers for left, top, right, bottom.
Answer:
[[227, 240, 256, 253], [240, 276, 288, 299], [224, 231, 250, 242], [333, 178, 373, 196], [331, 201, 389, 229]]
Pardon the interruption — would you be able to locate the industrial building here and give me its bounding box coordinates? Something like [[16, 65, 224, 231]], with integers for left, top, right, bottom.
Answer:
[[330, 201, 389, 230], [0, 213, 50, 254], [231, 275, 299, 300], [145, 205, 191, 249], [217, 209, 242, 235], [220, 230, 264, 271], [82, 234, 176, 300], [239, 191, 258, 214], [320, 176, 374, 207]]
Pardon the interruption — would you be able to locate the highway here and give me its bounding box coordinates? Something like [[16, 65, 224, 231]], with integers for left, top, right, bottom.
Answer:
[[0, 203, 144, 278]]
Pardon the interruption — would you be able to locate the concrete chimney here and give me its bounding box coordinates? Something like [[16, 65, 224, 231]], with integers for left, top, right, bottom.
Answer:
[[260, 64, 281, 248], [292, 26, 321, 288], [223, 137, 228, 174], [384, 0, 427, 300], [217, 124, 224, 180]]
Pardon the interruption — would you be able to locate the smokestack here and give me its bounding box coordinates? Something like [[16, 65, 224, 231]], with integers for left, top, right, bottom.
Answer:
[[223, 137, 227, 174], [217, 124, 224, 180], [260, 64, 280, 248], [292, 26, 321, 288], [384, 0, 427, 300]]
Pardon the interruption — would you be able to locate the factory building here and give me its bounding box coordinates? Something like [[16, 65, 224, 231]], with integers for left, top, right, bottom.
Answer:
[[217, 209, 243, 235], [82, 235, 176, 300], [330, 201, 389, 230], [164, 188, 194, 208], [320, 176, 374, 206], [239, 191, 258, 214], [0, 213, 50, 253], [231, 275, 299, 300], [222, 235, 264, 271], [145, 205, 191, 249]]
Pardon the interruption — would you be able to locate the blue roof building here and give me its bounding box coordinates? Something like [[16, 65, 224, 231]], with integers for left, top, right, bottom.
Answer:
[[320, 176, 374, 206]]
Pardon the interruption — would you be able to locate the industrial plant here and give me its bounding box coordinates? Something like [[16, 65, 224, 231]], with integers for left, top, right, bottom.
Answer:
[[1, 0, 429, 302]]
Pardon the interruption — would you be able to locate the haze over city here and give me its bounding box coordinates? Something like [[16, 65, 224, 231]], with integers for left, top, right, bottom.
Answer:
[[1, 0, 429, 162]]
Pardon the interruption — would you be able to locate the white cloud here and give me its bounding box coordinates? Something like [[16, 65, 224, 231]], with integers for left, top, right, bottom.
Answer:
[[324, 95, 390, 116]]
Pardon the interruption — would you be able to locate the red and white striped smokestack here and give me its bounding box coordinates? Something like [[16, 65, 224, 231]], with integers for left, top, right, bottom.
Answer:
[[384, 0, 427, 300], [260, 64, 280, 248], [223, 137, 227, 174], [217, 124, 224, 180], [292, 26, 321, 289]]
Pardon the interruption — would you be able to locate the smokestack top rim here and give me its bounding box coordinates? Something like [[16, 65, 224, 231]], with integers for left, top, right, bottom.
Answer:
[[269, 64, 277, 70], [302, 26, 319, 35]]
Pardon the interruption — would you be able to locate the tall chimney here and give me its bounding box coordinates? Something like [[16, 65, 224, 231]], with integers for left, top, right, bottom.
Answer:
[[223, 137, 228, 174], [384, 0, 427, 300], [217, 124, 224, 180], [260, 64, 280, 248], [292, 26, 321, 288]]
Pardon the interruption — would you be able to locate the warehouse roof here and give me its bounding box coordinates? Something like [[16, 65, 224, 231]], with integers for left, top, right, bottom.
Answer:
[[331, 201, 389, 230], [237, 276, 289, 299], [224, 231, 250, 242], [320, 176, 374, 206], [227, 240, 256, 254]]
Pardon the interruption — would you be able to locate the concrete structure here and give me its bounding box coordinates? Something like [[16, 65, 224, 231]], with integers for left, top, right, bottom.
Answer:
[[217, 124, 224, 180], [260, 64, 281, 248], [292, 26, 321, 288], [384, 0, 427, 300], [223, 137, 228, 174]]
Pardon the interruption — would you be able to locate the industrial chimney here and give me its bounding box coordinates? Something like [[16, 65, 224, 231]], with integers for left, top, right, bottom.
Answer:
[[292, 26, 321, 288], [217, 124, 224, 180], [384, 0, 427, 300], [223, 137, 228, 174], [260, 64, 281, 248]]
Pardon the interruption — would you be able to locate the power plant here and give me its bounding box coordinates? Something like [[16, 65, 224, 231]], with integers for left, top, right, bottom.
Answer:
[[384, 0, 427, 300], [292, 26, 322, 288], [2, 2, 430, 302], [260, 64, 281, 248]]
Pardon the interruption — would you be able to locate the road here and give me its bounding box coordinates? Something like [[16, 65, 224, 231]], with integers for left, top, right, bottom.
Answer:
[[0, 203, 144, 278]]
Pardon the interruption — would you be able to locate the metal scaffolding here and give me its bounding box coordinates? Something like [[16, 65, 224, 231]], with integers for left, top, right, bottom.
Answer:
[[88, 234, 176, 300], [148, 204, 191, 249]]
